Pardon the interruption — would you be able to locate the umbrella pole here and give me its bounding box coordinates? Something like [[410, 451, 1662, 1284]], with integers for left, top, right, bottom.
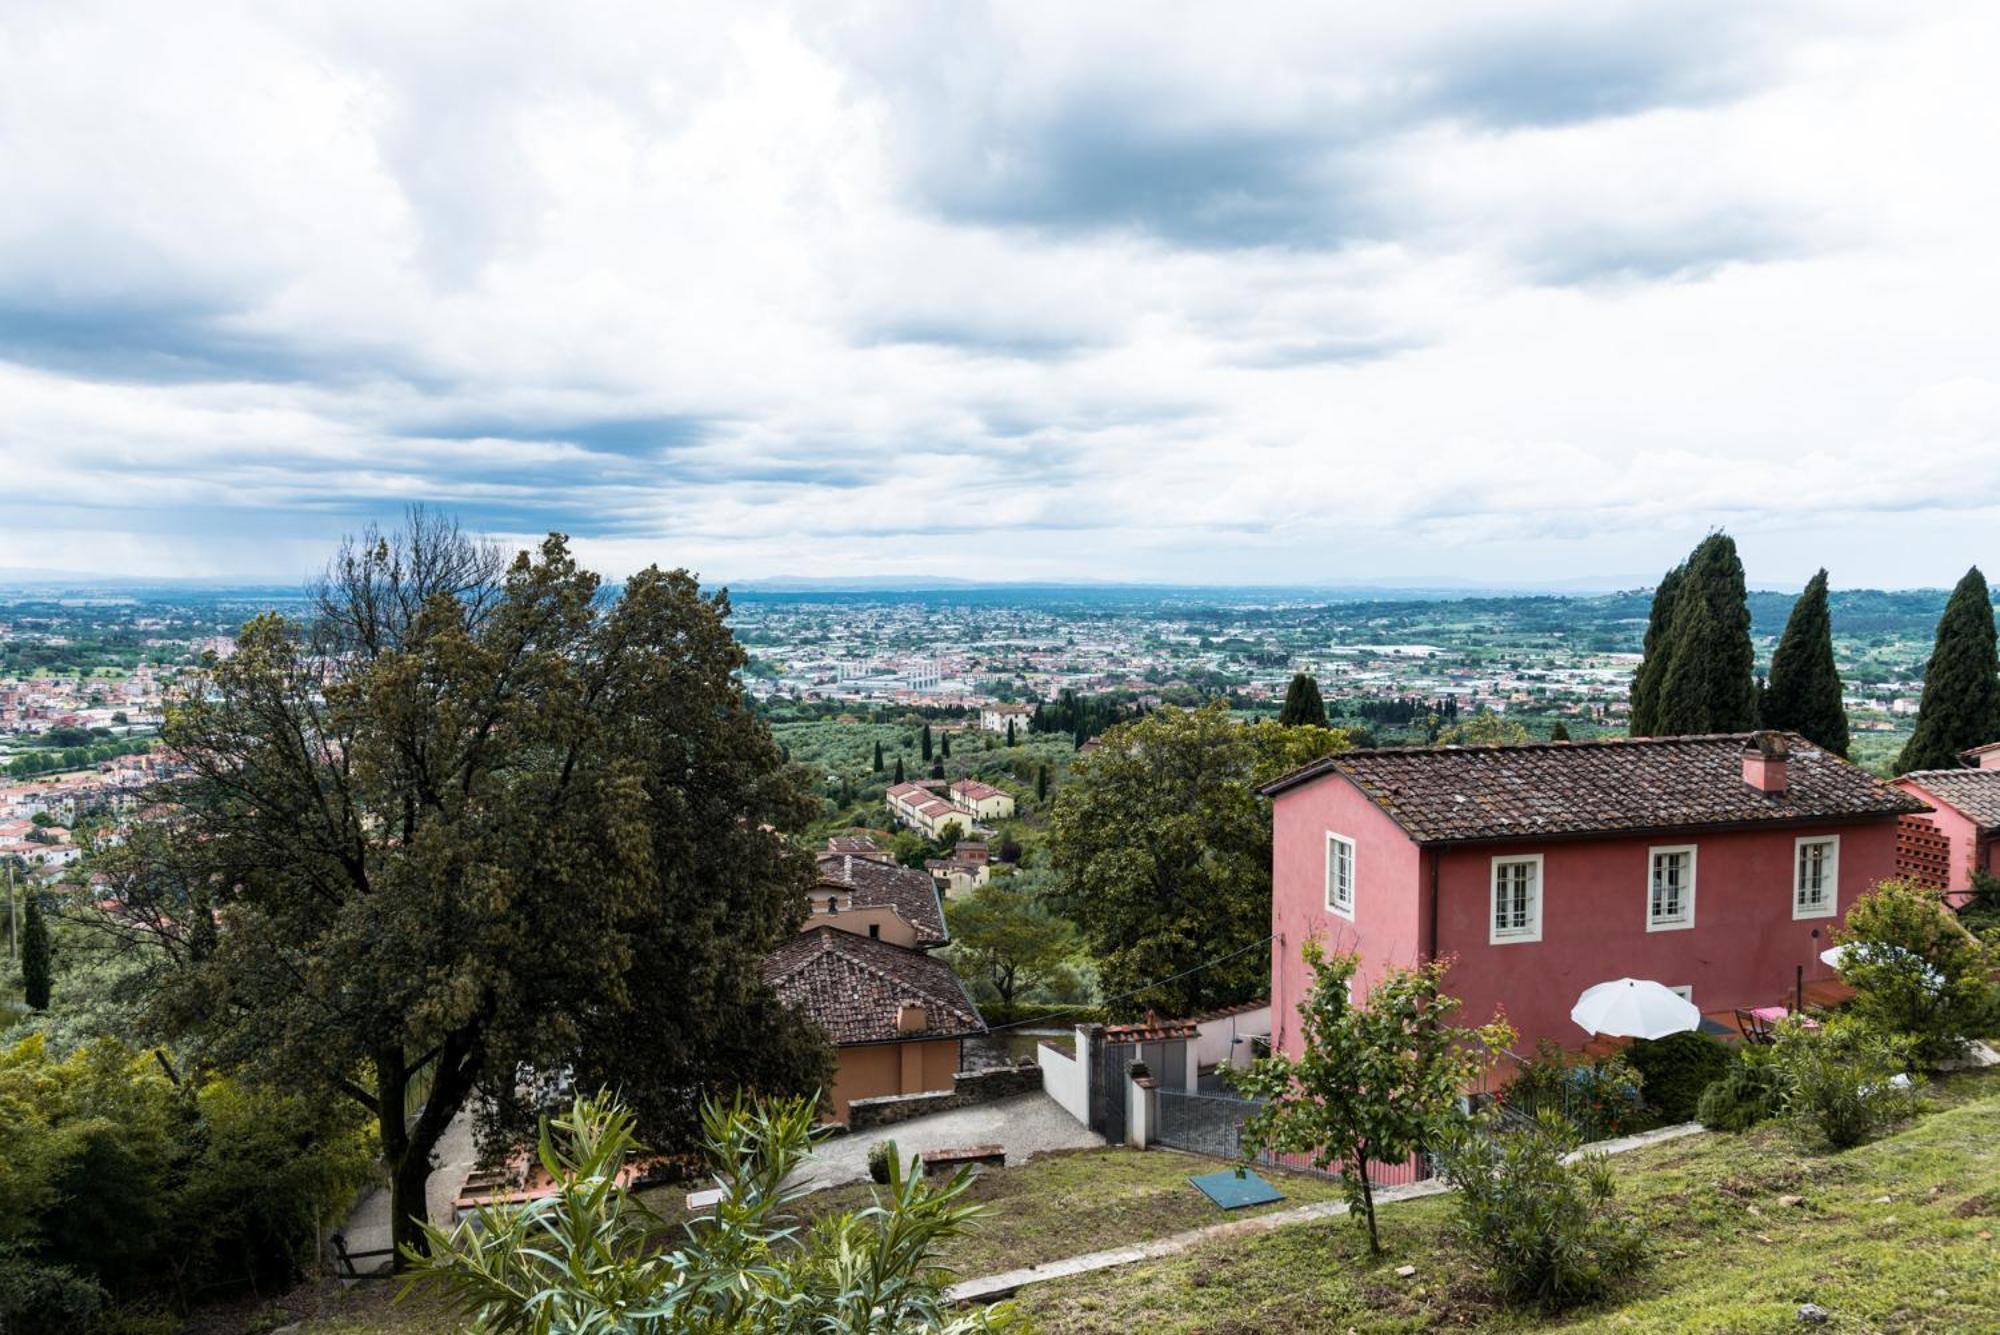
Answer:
[[1795, 964, 1803, 1014]]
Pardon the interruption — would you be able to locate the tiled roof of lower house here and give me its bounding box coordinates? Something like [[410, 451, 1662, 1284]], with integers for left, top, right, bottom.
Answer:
[[1899, 769, 2000, 830], [764, 927, 984, 1046], [815, 852, 949, 945], [1259, 732, 1925, 845]]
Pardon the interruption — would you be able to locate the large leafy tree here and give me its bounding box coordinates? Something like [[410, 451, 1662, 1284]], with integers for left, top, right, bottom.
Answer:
[[1278, 673, 1328, 728], [1897, 567, 2000, 772], [1046, 704, 1351, 1016], [1650, 534, 1757, 735], [1235, 945, 1509, 1253], [945, 873, 1078, 1006], [1761, 569, 1849, 755], [1833, 879, 1999, 1065], [128, 514, 830, 1263]]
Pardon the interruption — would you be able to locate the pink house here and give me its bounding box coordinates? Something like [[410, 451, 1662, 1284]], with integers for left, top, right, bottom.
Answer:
[[1893, 743, 2000, 905], [1261, 732, 1925, 1057]]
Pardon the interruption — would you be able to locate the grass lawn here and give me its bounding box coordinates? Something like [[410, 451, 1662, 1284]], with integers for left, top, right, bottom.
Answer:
[[640, 1146, 1351, 1281], [1015, 1067, 2000, 1333]]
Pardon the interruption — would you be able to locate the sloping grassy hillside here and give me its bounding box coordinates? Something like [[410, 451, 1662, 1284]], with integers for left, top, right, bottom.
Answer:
[[1018, 1068, 2000, 1333]]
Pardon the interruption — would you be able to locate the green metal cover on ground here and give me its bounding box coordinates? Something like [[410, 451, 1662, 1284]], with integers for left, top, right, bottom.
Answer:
[[1189, 1167, 1284, 1209]]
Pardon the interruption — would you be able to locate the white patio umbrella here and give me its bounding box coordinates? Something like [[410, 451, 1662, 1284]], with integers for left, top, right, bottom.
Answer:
[[1570, 978, 1702, 1040]]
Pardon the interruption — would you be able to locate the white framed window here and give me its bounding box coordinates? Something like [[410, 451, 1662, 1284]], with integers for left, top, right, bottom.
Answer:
[[1647, 845, 1697, 931], [1490, 854, 1543, 944], [1794, 835, 1839, 919], [1668, 984, 1694, 1003], [1325, 833, 1355, 920]]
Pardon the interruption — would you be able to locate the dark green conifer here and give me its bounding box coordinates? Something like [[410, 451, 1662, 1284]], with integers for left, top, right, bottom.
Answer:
[[21, 891, 51, 1011], [872, 740, 884, 773], [893, 756, 905, 784], [921, 724, 933, 762], [1897, 567, 2000, 772], [1762, 569, 1849, 756], [1279, 673, 1328, 728], [1006, 718, 1016, 746], [1549, 721, 1571, 742], [1036, 764, 1048, 802], [1629, 563, 1686, 735], [1652, 534, 1757, 735], [941, 732, 951, 759]]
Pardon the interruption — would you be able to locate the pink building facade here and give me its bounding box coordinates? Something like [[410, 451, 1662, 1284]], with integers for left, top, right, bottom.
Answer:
[[1265, 733, 1924, 1057], [1892, 755, 2000, 904]]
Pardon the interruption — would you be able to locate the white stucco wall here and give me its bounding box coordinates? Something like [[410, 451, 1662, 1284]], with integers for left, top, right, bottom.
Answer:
[[1037, 1029, 1091, 1126]]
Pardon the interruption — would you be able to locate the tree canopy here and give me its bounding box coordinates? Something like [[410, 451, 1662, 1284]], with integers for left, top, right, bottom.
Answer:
[[1046, 703, 1352, 1016], [1761, 569, 1849, 756], [1279, 673, 1328, 728], [945, 873, 1078, 1006], [122, 513, 830, 1262], [1896, 566, 2000, 773], [1633, 535, 1756, 736]]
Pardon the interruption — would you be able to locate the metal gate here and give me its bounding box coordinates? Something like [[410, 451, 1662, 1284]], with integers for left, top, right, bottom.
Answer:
[[1154, 1088, 1265, 1159]]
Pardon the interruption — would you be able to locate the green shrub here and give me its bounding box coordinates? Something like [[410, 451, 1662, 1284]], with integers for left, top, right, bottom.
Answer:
[[1696, 1045, 1788, 1132], [1772, 1018, 1922, 1149], [1436, 1108, 1649, 1312], [1836, 879, 2000, 1067], [412, 1092, 1012, 1331], [1498, 1040, 1646, 1141], [867, 1138, 898, 1185], [1626, 1031, 1731, 1123]]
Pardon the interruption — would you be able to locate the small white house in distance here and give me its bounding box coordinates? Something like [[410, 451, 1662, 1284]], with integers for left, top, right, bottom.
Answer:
[[980, 703, 1033, 734], [948, 778, 1015, 822]]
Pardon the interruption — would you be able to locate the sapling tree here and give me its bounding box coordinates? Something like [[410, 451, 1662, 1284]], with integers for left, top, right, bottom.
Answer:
[[1234, 944, 1511, 1253]]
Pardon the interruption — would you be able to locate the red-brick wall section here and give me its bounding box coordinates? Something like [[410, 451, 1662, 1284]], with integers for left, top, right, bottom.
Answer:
[[1896, 815, 1952, 892]]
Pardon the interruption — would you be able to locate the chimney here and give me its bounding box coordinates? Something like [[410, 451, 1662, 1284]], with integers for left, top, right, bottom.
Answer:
[[1975, 744, 2000, 771], [896, 1001, 928, 1033], [1743, 731, 1790, 795]]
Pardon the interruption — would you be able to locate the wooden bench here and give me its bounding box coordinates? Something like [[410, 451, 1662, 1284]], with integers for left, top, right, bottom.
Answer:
[[919, 1144, 1006, 1175]]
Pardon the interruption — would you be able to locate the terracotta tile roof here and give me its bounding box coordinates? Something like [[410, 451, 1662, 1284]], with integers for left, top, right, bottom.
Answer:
[[1103, 1011, 1199, 1042], [815, 852, 949, 946], [1899, 769, 2000, 830], [950, 780, 1005, 801], [763, 927, 984, 1046], [1259, 733, 1925, 845]]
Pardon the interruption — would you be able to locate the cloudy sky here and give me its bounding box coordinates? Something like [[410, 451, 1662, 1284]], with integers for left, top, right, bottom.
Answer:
[[4, 2, 1998, 589]]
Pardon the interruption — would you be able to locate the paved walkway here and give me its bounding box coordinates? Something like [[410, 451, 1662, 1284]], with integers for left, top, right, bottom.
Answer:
[[800, 1092, 1103, 1190], [945, 1121, 1707, 1304], [336, 1109, 481, 1273]]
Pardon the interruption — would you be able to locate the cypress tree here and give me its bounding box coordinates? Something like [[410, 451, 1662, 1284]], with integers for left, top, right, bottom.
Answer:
[[872, 740, 884, 773], [1762, 569, 1849, 756], [929, 759, 945, 780], [1653, 534, 1757, 735], [1006, 718, 1016, 746], [1279, 673, 1328, 728], [1550, 721, 1571, 742], [941, 731, 951, 759], [1897, 567, 2000, 772], [1629, 562, 1686, 735], [21, 891, 51, 1011], [1036, 764, 1048, 802], [893, 756, 904, 784], [921, 724, 933, 762]]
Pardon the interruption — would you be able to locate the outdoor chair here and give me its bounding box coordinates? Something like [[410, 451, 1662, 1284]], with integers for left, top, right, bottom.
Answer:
[[1733, 1008, 1776, 1045]]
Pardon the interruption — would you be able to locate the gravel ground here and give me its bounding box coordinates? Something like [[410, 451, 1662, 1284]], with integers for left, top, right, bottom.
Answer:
[[799, 1092, 1104, 1189]]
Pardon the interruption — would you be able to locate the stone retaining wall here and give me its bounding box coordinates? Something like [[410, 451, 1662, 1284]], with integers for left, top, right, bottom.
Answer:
[[848, 1061, 1044, 1132]]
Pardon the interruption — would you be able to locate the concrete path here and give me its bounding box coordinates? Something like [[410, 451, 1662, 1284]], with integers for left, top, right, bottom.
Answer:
[[800, 1092, 1103, 1190], [945, 1121, 1706, 1305], [336, 1108, 481, 1273]]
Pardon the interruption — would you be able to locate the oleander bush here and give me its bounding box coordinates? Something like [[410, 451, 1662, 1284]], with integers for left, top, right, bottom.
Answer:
[[1772, 1017, 1922, 1149], [1436, 1108, 1649, 1312]]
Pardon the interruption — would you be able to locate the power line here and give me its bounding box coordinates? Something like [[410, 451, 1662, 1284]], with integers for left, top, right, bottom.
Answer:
[[982, 932, 1277, 1032]]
